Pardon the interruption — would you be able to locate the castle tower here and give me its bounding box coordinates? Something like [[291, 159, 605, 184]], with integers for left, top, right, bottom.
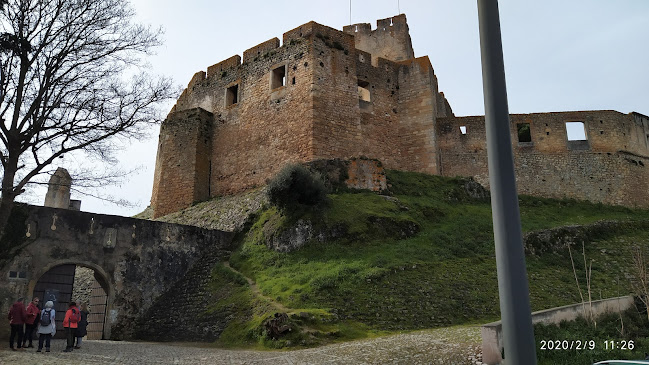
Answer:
[[343, 14, 415, 66], [150, 14, 446, 218]]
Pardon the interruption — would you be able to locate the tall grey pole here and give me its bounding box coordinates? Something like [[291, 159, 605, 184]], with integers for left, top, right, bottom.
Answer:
[[476, 1, 537, 364]]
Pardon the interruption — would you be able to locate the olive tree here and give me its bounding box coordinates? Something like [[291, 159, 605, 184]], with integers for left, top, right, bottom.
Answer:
[[0, 0, 176, 236]]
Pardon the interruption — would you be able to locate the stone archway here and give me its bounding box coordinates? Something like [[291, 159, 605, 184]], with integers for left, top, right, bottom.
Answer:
[[31, 261, 113, 339], [0, 204, 233, 340]]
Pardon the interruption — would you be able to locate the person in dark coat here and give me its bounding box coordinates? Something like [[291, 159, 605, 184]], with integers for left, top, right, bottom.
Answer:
[[74, 303, 89, 349], [7, 297, 27, 350]]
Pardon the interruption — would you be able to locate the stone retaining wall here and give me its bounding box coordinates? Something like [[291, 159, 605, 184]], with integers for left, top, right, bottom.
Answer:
[[481, 295, 635, 365]]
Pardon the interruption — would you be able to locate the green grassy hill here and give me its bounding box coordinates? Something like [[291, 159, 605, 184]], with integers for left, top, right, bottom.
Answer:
[[171, 170, 649, 349]]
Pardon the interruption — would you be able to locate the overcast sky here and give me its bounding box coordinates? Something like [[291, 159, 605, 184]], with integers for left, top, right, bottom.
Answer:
[[29, 0, 648, 217]]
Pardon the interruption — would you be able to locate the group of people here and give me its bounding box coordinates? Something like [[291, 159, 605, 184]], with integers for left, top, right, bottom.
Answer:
[[7, 297, 89, 353]]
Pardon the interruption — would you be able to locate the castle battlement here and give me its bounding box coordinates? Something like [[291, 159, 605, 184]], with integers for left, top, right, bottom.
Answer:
[[206, 55, 241, 79], [344, 14, 408, 36], [242, 38, 281, 64]]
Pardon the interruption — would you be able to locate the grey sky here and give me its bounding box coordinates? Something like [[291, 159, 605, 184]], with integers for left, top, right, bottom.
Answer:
[[38, 0, 648, 216]]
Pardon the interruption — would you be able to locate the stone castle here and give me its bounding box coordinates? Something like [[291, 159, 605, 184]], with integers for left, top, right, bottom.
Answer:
[[151, 14, 649, 218]]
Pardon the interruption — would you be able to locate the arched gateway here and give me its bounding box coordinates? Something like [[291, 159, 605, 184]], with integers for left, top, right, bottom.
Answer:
[[1, 204, 232, 340], [32, 263, 110, 339]]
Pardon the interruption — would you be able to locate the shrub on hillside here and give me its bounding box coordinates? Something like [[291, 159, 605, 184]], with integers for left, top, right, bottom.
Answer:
[[267, 164, 327, 210]]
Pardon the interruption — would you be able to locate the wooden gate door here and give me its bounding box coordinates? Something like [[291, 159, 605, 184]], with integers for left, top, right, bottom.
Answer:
[[33, 264, 76, 339], [86, 276, 107, 340]]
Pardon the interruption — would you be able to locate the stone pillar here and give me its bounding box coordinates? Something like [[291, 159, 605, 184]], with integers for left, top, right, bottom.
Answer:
[[44, 168, 72, 209]]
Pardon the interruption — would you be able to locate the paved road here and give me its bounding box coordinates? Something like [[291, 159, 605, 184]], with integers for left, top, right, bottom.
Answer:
[[1, 326, 484, 364]]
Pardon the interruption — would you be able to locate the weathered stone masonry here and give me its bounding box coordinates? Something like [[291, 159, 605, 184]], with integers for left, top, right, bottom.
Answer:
[[151, 14, 447, 217], [151, 14, 649, 217], [438, 111, 649, 207], [0, 204, 233, 340]]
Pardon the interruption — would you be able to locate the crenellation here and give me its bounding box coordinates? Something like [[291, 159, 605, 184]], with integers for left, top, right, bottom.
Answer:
[[283, 21, 317, 45], [311, 22, 356, 52], [206, 55, 241, 79], [343, 22, 371, 34], [378, 14, 407, 27], [187, 71, 206, 90], [242, 37, 280, 64]]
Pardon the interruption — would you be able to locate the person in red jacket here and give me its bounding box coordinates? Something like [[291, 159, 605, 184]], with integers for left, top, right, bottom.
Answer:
[[62, 301, 81, 352], [23, 297, 40, 348], [7, 297, 27, 351]]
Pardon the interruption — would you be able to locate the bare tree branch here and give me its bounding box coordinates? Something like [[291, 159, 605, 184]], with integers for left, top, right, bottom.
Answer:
[[0, 0, 179, 237]]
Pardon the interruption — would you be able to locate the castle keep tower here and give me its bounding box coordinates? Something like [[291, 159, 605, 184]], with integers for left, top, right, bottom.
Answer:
[[151, 15, 449, 218]]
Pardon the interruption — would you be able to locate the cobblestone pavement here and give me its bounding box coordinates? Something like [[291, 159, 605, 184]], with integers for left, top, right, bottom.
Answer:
[[0, 326, 484, 365]]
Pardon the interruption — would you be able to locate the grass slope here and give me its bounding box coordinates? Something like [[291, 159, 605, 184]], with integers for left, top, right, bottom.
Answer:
[[207, 170, 649, 348]]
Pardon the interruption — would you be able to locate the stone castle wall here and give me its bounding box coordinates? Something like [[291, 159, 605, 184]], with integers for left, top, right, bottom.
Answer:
[[151, 15, 443, 218], [438, 111, 649, 207]]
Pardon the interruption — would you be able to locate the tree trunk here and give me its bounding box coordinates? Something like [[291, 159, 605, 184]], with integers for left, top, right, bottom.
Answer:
[[0, 162, 18, 240], [0, 194, 16, 239]]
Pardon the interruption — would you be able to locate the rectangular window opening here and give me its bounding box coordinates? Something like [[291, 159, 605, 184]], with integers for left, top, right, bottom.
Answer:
[[566, 121, 587, 141], [517, 123, 532, 142], [9, 271, 17, 278], [460, 126, 467, 135], [358, 80, 371, 102], [226, 84, 239, 106], [271, 65, 286, 90], [18, 271, 26, 279]]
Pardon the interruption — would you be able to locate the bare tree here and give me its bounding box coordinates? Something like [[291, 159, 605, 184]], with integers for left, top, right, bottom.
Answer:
[[0, 0, 176, 236], [568, 241, 595, 324], [629, 245, 649, 320]]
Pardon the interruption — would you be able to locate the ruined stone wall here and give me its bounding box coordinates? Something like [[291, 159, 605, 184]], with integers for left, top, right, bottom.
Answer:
[[437, 111, 649, 207], [628, 112, 649, 155], [343, 14, 415, 66]]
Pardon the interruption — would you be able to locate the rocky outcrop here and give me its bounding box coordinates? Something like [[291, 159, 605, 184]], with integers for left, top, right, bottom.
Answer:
[[264, 216, 419, 253], [523, 219, 649, 255]]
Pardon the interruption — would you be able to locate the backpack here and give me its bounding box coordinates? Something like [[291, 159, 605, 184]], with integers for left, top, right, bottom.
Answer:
[[70, 308, 80, 324], [41, 309, 52, 326]]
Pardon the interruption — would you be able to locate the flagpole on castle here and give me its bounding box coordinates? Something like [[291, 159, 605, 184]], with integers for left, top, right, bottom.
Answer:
[[476, 0, 537, 364]]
